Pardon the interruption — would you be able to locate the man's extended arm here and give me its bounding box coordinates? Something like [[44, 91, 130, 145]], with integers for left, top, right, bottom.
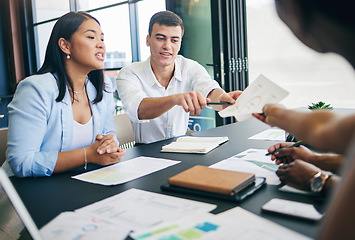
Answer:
[[138, 91, 207, 120], [138, 89, 242, 120]]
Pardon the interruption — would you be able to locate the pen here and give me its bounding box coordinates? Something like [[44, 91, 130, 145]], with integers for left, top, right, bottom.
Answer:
[[207, 101, 233, 106], [265, 141, 303, 156]]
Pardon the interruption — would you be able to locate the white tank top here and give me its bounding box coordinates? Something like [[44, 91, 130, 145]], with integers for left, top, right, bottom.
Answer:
[[71, 117, 93, 150]]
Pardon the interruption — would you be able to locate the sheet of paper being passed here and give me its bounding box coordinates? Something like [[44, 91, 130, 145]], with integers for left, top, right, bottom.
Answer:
[[218, 74, 289, 121]]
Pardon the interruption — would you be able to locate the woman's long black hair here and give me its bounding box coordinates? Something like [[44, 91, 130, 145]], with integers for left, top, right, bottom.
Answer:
[[37, 11, 105, 104]]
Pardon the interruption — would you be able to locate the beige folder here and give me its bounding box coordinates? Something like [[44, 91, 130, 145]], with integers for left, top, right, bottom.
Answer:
[[168, 165, 255, 196]]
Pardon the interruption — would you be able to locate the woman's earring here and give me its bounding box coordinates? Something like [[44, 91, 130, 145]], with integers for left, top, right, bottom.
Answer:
[[67, 54, 70, 59]]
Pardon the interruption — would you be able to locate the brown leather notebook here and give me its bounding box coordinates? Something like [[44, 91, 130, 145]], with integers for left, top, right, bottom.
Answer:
[[168, 165, 255, 196]]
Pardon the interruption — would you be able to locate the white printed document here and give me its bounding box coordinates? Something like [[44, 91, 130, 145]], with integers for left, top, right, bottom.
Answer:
[[248, 128, 286, 141], [210, 149, 281, 185], [218, 74, 289, 121], [40, 212, 131, 240], [72, 156, 180, 185], [215, 207, 312, 240], [76, 188, 217, 231]]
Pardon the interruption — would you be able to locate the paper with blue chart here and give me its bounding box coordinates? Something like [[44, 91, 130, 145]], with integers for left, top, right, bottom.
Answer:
[[218, 74, 289, 121], [248, 128, 286, 141], [131, 207, 311, 240], [75, 188, 216, 231], [40, 212, 130, 240], [210, 148, 281, 185]]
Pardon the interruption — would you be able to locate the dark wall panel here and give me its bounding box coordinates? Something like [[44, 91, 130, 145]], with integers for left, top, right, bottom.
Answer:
[[0, 0, 11, 127]]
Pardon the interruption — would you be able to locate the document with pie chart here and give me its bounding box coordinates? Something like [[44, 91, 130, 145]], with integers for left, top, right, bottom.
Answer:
[[218, 74, 289, 121]]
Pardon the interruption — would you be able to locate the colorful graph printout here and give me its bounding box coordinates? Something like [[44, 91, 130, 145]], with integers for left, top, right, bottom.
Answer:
[[218, 74, 289, 121]]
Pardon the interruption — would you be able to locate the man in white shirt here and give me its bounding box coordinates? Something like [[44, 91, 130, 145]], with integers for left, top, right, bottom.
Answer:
[[117, 10, 241, 144]]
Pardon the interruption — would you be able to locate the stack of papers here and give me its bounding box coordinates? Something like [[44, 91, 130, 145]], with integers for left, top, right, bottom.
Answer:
[[40, 189, 312, 240], [40, 189, 216, 239], [161, 136, 229, 154]]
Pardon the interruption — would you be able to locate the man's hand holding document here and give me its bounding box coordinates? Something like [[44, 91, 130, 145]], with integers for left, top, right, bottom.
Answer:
[[218, 75, 289, 121]]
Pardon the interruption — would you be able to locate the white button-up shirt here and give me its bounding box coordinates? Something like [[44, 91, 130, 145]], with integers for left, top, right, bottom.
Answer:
[[116, 55, 221, 144]]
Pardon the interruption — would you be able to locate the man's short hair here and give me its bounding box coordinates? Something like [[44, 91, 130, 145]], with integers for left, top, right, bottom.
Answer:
[[148, 10, 184, 36]]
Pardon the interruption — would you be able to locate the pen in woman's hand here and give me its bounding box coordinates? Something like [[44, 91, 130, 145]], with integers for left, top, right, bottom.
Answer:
[[265, 141, 303, 156]]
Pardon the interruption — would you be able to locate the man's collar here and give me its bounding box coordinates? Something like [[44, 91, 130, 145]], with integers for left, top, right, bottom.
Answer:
[[144, 57, 159, 87], [174, 56, 182, 82], [145, 56, 183, 87]]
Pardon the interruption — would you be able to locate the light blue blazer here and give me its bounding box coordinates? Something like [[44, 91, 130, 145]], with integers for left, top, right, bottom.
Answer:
[[6, 72, 118, 177]]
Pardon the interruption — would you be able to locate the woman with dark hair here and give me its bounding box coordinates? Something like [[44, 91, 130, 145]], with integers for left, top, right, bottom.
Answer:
[[4, 12, 126, 177]]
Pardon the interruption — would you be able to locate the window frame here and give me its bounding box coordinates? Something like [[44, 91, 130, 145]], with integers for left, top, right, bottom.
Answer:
[[211, 0, 249, 126], [21, 0, 149, 75]]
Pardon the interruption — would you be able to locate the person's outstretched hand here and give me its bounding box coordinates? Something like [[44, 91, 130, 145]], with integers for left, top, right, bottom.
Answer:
[[252, 103, 285, 126]]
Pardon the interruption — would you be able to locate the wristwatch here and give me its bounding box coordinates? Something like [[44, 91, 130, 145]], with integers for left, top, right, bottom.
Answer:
[[310, 171, 329, 193]]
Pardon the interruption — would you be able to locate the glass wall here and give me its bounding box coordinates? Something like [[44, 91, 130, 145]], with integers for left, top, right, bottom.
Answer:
[[34, 22, 55, 66], [246, 0, 355, 109], [137, 0, 166, 61], [174, 0, 214, 77], [32, 0, 69, 23], [90, 5, 132, 68], [31, 0, 165, 71], [76, 0, 126, 11], [173, 0, 216, 131]]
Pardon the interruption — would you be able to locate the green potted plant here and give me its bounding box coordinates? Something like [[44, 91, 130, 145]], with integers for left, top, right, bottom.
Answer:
[[286, 101, 333, 142], [307, 101, 333, 110]]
